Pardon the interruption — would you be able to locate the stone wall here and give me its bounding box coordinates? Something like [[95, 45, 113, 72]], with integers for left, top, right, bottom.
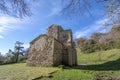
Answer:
[[53, 39, 63, 66], [59, 30, 72, 47], [46, 24, 63, 40], [27, 35, 54, 67], [46, 24, 77, 66], [46, 24, 72, 47], [67, 47, 77, 66], [27, 24, 77, 67]]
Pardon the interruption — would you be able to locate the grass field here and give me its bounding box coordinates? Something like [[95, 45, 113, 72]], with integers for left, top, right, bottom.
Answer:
[[0, 63, 59, 80], [41, 49, 120, 80], [0, 49, 120, 80], [77, 49, 120, 64]]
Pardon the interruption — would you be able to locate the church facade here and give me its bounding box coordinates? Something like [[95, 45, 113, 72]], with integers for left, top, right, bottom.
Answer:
[[27, 24, 77, 67]]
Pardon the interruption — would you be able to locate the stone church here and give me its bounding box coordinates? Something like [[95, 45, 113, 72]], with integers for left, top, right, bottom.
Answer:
[[27, 24, 77, 67]]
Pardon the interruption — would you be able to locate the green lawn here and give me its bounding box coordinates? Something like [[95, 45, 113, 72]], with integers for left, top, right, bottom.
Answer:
[[43, 49, 120, 80], [1, 49, 120, 80], [0, 63, 59, 80]]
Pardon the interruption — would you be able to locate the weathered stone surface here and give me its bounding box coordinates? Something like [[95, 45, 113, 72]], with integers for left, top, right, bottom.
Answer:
[[27, 24, 77, 66], [53, 39, 63, 66], [27, 35, 54, 67]]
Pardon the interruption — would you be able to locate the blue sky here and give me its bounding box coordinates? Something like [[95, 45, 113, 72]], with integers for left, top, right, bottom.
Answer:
[[0, 0, 112, 55]]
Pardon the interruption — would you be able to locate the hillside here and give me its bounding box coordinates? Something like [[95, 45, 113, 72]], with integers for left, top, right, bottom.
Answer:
[[46, 49, 120, 80], [76, 25, 120, 53], [0, 49, 120, 80], [77, 48, 120, 65]]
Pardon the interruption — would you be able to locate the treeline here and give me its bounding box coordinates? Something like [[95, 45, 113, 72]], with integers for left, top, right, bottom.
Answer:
[[76, 25, 120, 53], [0, 41, 28, 65]]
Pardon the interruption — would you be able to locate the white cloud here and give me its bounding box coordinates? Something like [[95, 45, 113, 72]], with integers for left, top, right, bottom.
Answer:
[[0, 35, 4, 39], [74, 18, 112, 38], [0, 16, 21, 24], [23, 43, 30, 49], [0, 16, 21, 32], [0, 15, 29, 39]]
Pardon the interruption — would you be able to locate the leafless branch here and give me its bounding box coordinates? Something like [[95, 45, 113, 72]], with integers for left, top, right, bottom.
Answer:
[[0, 0, 32, 18], [61, 0, 93, 18], [62, 0, 120, 24]]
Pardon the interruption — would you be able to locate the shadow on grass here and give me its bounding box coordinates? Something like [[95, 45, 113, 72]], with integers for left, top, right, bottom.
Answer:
[[74, 58, 120, 71]]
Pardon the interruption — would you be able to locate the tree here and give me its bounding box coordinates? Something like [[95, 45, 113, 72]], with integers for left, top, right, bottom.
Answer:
[[91, 32, 103, 42], [62, 0, 120, 24], [0, 0, 32, 18], [0, 52, 5, 64], [14, 41, 24, 62], [5, 41, 24, 63], [76, 38, 86, 48], [77, 38, 98, 53], [0, 0, 119, 22]]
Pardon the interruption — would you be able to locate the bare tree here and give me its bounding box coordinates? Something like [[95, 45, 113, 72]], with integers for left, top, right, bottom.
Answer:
[[104, 0, 120, 24], [0, 0, 32, 18], [0, 0, 119, 24], [62, 0, 120, 24], [62, 0, 92, 17]]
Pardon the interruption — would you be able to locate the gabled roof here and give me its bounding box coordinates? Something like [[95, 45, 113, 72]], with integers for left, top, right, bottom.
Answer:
[[30, 34, 47, 44]]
